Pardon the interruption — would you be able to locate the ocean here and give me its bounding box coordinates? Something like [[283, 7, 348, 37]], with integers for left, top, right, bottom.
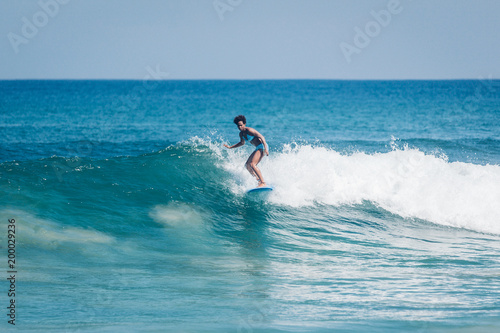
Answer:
[[1, 80, 499, 332]]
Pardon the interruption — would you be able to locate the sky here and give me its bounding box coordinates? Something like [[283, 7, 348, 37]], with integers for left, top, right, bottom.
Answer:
[[1, 0, 499, 80]]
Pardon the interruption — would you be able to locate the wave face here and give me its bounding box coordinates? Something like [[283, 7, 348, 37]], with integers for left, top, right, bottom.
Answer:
[[6, 138, 498, 234]]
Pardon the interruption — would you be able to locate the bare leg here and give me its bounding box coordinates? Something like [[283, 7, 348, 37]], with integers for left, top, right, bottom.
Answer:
[[245, 151, 260, 179], [245, 149, 266, 187]]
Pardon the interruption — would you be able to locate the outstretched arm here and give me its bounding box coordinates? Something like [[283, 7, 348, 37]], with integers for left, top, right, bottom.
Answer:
[[224, 134, 245, 149]]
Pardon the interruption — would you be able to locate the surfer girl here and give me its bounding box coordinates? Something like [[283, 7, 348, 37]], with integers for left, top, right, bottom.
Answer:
[[224, 115, 269, 187]]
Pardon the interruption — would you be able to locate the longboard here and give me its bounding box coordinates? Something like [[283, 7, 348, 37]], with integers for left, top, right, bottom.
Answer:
[[246, 186, 273, 194]]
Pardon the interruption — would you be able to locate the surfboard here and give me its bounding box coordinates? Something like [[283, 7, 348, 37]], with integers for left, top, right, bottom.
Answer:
[[246, 186, 273, 194]]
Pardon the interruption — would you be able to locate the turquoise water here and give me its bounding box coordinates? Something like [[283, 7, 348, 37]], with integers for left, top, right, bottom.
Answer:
[[1, 80, 500, 332]]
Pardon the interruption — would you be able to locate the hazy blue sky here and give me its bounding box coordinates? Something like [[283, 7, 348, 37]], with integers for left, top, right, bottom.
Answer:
[[1, 0, 499, 79]]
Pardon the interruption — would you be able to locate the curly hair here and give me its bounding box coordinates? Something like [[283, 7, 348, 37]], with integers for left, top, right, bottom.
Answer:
[[233, 115, 246, 125]]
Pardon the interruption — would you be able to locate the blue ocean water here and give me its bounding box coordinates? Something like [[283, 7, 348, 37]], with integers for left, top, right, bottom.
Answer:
[[1, 80, 500, 332]]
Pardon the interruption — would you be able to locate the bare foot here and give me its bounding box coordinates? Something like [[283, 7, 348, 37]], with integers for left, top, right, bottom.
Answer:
[[257, 182, 267, 188]]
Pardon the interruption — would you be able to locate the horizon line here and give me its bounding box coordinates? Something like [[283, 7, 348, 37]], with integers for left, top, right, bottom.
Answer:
[[1, 78, 499, 82]]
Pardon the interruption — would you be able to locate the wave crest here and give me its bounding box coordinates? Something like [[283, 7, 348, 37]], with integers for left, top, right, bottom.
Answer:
[[220, 142, 500, 234]]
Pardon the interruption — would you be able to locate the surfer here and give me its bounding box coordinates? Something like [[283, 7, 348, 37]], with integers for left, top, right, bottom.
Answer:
[[224, 115, 269, 187]]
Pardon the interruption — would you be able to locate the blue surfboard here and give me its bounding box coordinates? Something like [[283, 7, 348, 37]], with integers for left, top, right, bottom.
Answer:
[[246, 186, 274, 194]]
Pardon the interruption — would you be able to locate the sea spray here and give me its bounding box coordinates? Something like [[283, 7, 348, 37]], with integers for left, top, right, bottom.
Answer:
[[217, 141, 500, 234]]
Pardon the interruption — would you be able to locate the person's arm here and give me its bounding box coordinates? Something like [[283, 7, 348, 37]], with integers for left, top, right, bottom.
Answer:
[[224, 133, 245, 149], [261, 136, 269, 156]]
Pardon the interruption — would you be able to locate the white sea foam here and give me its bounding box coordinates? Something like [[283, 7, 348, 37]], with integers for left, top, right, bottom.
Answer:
[[149, 202, 206, 228], [219, 142, 500, 235], [0, 209, 114, 249]]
